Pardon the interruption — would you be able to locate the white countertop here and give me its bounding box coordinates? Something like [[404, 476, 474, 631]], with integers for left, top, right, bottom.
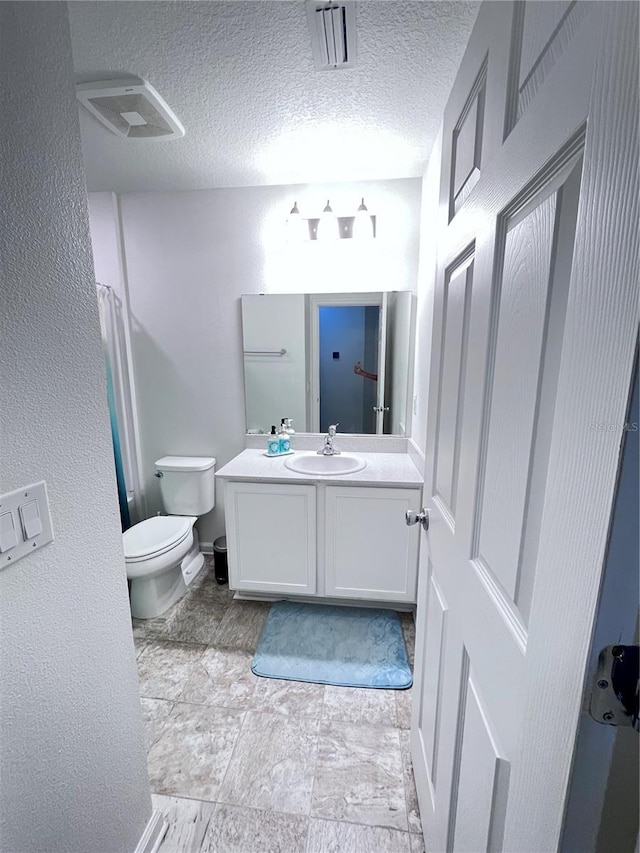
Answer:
[[215, 449, 423, 487]]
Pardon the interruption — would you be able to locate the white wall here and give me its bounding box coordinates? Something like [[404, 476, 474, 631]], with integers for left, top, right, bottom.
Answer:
[[112, 178, 421, 545], [88, 192, 125, 294], [411, 128, 443, 457], [0, 5, 151, 851]]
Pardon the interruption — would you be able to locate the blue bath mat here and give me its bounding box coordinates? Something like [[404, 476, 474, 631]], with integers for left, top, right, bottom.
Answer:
[[251, 601, 412, 689]]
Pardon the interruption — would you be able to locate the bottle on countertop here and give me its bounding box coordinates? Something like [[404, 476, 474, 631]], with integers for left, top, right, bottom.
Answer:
[[284, 418, 295, 435], [267, 425, 280, 455], [279, 419, 291, 453]]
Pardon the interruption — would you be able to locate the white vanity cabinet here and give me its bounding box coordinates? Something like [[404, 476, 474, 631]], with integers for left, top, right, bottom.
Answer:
[[224, 481, 317, 595], [325, 486, 421, 603], [223, 474, 421, 605]]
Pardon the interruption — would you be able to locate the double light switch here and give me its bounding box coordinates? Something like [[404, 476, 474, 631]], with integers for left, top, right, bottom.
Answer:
[[0, 481, 53, 568]]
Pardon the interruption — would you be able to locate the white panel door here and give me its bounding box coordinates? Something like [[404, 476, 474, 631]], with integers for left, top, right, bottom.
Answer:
[[225, 481, 316, 594], [325, 486, 420, 602], [411, 3, 638, 853]]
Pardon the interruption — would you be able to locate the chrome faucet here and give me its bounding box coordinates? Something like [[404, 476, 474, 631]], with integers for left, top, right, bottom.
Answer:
[[318, 423, 340, 455]]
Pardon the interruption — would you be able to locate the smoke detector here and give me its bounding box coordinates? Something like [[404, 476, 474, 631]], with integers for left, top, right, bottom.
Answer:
[[76, 79, 185, 140], [306, 1, 356, 70]]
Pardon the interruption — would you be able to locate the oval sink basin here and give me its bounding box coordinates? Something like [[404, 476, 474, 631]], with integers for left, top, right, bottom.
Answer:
[[284, 454, 367, 476]]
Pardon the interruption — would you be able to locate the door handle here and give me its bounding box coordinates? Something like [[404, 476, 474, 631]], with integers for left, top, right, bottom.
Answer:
[[406, 508, 429, 531]]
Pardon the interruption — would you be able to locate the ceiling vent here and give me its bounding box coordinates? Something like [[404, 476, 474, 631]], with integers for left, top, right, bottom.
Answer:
[[76, 79, 185, 140], [306, 1, 356, 70]]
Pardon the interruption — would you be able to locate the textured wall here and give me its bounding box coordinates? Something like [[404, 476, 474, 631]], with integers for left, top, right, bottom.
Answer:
[[113, 178, 421, 546], [0, 5, 151, 851]]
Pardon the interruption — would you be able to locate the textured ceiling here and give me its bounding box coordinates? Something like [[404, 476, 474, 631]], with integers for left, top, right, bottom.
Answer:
[[69, 1, 479, 192]]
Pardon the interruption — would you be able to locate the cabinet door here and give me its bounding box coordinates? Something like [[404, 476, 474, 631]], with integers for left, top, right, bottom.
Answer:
[[225, 482, 316, 594], [325, 486, 421, 602]]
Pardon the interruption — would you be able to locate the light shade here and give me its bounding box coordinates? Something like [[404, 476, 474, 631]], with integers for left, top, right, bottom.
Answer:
[[316, 199, 338, 241], [352, 197, 374, 240], [286, 201, 307, 243]]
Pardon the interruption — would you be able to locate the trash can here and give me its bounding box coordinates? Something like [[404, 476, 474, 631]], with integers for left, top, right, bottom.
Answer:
[[213, 536, 228, 585]]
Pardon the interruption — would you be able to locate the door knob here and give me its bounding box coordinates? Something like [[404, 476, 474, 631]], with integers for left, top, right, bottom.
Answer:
[[406, 508, 429, 531]]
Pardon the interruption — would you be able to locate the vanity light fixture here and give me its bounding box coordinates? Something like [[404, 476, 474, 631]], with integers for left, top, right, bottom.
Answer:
[[285, 198, 376, 241]]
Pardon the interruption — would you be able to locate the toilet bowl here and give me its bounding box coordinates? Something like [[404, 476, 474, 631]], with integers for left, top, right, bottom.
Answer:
[[124, 455, 215, 619]]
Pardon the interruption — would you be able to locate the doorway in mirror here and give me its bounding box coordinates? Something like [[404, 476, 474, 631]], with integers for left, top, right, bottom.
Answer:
[[318, 304, 379, 434]]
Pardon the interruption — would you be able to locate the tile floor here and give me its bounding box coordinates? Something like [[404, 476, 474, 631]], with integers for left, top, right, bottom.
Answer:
[[133, 559, 424, 853]]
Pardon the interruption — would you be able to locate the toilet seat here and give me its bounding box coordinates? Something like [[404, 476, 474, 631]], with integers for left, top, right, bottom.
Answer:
[[123, 516, 195, 563]]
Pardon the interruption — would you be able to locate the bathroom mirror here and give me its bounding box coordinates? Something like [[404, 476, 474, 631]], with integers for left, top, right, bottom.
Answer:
[[241, 291, 415, 435]]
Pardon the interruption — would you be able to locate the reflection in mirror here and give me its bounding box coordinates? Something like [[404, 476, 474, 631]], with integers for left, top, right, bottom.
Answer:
[[241, 292, 414, 435]]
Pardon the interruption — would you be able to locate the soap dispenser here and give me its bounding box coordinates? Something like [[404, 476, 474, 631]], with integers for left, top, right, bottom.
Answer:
[[267, 425, 280, 456], [278, 419, 291, 454]]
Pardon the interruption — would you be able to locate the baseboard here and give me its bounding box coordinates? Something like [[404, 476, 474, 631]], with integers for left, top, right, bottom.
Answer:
[[199, 541, 214, 555], [134, 809, 168, 853]]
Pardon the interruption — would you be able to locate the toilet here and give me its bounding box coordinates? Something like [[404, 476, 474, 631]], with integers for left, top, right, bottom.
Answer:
[[124, 455, 216, 619]]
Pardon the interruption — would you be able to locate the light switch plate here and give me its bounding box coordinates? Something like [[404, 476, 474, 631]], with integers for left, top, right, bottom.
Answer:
[[0, 481, 53, 569]]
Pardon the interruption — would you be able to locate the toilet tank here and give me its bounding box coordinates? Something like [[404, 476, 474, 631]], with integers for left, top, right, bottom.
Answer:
[[155, 456, 216, 516]]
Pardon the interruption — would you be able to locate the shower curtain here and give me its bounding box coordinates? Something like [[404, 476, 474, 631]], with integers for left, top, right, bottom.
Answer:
[[96, 283, 139, 530]]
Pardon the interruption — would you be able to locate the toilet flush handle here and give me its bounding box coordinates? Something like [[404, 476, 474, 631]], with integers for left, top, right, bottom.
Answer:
[[154, 471, 163, 478]]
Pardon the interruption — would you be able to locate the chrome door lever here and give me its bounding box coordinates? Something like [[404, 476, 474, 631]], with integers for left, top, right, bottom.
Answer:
[[406, 508, 429, 531]]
